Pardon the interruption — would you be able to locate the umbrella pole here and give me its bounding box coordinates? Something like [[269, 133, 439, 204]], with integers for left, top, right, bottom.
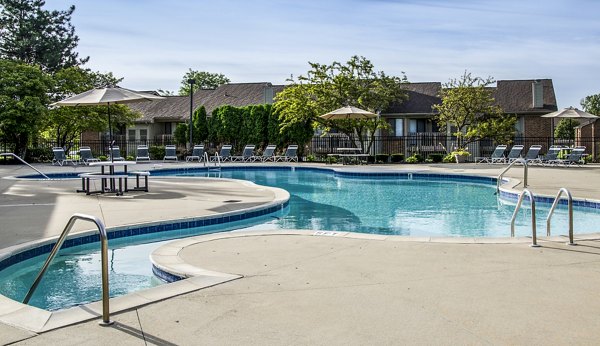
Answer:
[[108, 103, 113, 162]]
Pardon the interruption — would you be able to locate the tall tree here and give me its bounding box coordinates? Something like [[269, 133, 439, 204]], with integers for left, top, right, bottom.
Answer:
[[581, 93, 600, 115], [0, 59, 50, 156], [0, 0, 88, 72], [178, 69, 230, 95], [432, 71, 516, 150], [274, 55, 408, 153]]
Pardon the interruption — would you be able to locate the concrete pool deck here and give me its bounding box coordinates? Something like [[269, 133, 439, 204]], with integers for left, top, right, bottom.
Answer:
[[1, 161, 600, 344]]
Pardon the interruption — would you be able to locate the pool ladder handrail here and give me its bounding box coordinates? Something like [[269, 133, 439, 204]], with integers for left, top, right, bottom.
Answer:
[[202, 151, 209, 166], [209, 152, 222, 171], [510, 189, 540, 247], [546, 187, 576, 246], [22, 213, 113, 326], [497, 158, 528, 193], [0, 152, 50, 179]]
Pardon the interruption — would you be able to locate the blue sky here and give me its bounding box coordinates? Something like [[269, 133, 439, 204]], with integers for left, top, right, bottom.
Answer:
[[45, 0, 599, 108]]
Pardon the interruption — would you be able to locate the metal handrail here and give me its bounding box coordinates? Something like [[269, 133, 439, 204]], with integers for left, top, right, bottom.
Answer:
[[23, 213, 113, 326], [497, 158, 528, 193], [210, 152, 222, 171], [510, 189, 539, 247], [203, 151, 209, 166], [546, 188, 575, 245], [0, 153, 50, 179]]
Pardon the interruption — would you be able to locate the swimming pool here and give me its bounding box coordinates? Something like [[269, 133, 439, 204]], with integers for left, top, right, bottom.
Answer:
[[4, 166, 600, 311]]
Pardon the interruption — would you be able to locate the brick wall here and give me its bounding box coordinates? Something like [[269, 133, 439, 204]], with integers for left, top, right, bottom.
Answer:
[[524, 116, 552, 137]]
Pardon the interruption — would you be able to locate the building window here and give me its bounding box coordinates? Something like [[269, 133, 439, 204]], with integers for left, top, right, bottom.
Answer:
[[140, 129, 148, 141], [164, 123, 172, 135], [128, 129, 136, 141], [394, 119, 404, 137]]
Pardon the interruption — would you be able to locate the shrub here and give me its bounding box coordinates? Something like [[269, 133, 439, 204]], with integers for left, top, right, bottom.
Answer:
[[405, 155, 419, 164], [126, 155, 135, 161], [306, 154, 316, 162], [98, 155, 108, 161], [25, 148, 52, 163], [149, 146, 165, 160], [390, 153, 404, 163], [443, 154, 455, 163], [367, 155, 375, 164], [428, 153, 444, 163], [375, 154, 389, 163], [326, 156, 338, 164]]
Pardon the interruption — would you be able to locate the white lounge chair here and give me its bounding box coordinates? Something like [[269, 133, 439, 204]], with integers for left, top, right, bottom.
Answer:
[[274, 145, 299, 162], [163, 145, 178, 162], [186, 145, 205, 162], [506, 145, 524, 163], [232, 145, 256, 162], [476, 145, 507, 164], [52, 147, 76, 166], [79, 146, 100, 165], [110, 146, 125, 161], [211, 145, 232, 162], [260, 145, 277, 162], [136, 145, 150, 161]]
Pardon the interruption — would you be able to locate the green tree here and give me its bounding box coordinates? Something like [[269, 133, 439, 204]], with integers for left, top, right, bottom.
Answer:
[[0, 59, 51, 156], [432, 71, 516, 150], [581, 93, 600, 115], [0, 0, 88, 72], [274, 55, 407, 153], [178, 69, 230, 95], [192, 105, 208, 143], [554, 118, 579, 140]]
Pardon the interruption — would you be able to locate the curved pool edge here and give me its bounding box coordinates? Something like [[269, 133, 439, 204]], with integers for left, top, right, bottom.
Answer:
[[151, 229, 600, 282]]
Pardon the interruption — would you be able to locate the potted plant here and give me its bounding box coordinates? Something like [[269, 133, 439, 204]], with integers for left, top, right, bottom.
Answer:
[[451, 149, 470, 163]]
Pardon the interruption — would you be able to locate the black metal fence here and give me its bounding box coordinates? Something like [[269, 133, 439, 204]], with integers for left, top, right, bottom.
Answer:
[[3, 134, 600, 163]]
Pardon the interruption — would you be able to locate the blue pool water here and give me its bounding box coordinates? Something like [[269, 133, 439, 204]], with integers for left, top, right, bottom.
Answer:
[[3, 167, 600, 311]]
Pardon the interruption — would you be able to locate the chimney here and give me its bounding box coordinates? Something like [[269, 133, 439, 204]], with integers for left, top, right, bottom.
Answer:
[[532, 80, 543, 108], [263, 84, 274, 104]]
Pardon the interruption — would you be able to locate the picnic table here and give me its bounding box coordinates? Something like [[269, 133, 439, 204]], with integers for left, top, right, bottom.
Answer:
[[327, 148, 369, 165], [78, 161, 149, 195]]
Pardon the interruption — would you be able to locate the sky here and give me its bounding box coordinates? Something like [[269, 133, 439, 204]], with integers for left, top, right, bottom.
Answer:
[[44, 0, 600, 108]]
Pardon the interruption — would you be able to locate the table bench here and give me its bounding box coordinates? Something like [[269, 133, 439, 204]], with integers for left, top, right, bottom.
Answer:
[[128, 171, 150, 192], [78, 172, 128, 196]]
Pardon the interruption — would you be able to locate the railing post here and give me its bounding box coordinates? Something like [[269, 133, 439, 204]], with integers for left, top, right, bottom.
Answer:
[[546, 188, 575, 246], [510, 189, 540, 247]]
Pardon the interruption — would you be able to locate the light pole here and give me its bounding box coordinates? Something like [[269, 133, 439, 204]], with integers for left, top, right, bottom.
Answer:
[[188, 78, 196, 149]]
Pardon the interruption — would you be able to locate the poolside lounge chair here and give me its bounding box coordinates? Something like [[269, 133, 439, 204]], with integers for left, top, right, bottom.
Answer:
[[110, 146, 125, 161], [163, 145, 178, 162], [274, 144, 299, 162], [136, 145, 150, 162], [260, 145, 277, 162], [52, 147, 76, 166], [186, 145, 205, 162], [506, 145, 524, 163], [476, 145, 507, 164], [79, 146, 100, 165], [555, 146, 586, 166], [211, 144, 232, 162], [522, 145, 543, 165], [542, 145, 564, 166], [232, 145, 256, 162]]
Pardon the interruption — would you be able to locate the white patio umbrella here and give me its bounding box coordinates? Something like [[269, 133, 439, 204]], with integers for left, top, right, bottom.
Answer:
[[541, 106, 599, 119], [51, 86, 164, 161], [319, 106, 378, 120]]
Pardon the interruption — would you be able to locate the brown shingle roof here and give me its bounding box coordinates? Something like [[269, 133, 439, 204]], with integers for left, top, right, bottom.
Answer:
[[385, 82, 441, 114], [129, 83, 281, 123], [493, 79, 557, 114]]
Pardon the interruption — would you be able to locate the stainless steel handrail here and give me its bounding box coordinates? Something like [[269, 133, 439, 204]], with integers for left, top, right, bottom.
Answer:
[[210, 152, 222, 171], [203, 151, 209, 166], [546, 188, 575, 245], [497, 158, 528, 193], [0, 153, 50, 179], [510, 189, 540, 247], [22, 213, 113, 326]]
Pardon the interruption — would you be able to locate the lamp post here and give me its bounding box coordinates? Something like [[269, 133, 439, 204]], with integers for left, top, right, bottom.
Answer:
[[188, 78, 196, 150]]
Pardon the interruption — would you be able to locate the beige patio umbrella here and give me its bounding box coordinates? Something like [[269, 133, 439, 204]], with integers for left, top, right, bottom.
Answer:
[[51, 86, 164, 161], [319, 106, 378, 120], [541, 106, 599, 119]]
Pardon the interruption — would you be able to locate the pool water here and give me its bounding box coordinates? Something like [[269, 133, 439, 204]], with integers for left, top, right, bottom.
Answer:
[[3, 168, 600, 311]]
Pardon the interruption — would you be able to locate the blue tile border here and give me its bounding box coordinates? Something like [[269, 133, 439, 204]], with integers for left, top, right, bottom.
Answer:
[[0, 200, 289, 273], [152, 265, 184, 283]]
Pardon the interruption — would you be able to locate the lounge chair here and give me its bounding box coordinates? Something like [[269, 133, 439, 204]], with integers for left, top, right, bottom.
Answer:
[[186, 145, 205, 162], [274, 144, 299, 162], [260, 145, 277, 162], [555, 146, 586, 166], [136, 145, 150, 162], [522, 145, 543, 165], [52, 147, 76, 166], [542, 145, 564, 166], [506, 145, 524, 163], [163, 145, 178, 162], [211, 144, 232, 162], [79, 146, 100, 165], [110, 146, 125, 161], [476, 145, 507, 164], [232, 144, 256, 162]]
